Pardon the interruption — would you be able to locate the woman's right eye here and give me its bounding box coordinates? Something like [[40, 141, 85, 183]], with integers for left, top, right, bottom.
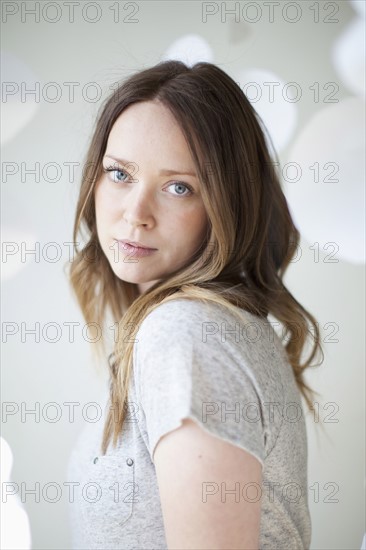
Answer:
[[103, 167, 129, 183]]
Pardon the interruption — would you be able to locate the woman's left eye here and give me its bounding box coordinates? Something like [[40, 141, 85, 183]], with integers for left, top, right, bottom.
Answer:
[[167, 182, 193, 197]]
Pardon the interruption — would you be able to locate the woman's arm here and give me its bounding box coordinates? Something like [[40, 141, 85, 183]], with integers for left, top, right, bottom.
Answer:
[[154, 418, 263, 550]]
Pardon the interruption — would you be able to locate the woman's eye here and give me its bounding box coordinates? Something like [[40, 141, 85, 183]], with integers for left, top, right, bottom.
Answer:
[[103, 167, 129, 183], [167, 182, 192, 197], [103, 167, 192, 196]]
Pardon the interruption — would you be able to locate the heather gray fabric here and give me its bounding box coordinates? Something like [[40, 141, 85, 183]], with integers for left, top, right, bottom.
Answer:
[[67, 298, 311, 549]]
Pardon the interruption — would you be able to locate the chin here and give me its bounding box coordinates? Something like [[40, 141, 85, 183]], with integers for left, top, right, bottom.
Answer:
[[109, 267, 150, 285]]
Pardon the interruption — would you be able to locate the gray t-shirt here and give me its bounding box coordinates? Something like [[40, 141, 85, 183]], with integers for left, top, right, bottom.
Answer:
[[67, 298, 311, 549]]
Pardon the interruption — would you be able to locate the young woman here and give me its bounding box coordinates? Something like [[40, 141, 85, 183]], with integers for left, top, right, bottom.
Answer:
[[66, 60, 324, 549]]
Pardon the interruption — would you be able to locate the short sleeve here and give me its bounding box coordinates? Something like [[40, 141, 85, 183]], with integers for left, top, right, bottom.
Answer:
[[133, 299, 270, 467]]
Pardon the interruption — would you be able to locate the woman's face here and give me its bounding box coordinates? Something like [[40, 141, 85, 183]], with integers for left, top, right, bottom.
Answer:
[[94, 100, 209, 294]]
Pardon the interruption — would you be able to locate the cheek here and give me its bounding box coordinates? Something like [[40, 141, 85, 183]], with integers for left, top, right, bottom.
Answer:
[[193, 206, 209, 237], [95, 186, 118, 225], [178, 205, 209, 245]]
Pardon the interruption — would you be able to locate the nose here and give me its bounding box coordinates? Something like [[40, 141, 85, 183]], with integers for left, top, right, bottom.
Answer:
[[122, 184, 155, 228]]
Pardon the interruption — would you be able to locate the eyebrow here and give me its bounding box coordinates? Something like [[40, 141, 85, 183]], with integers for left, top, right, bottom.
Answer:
[[103, 155, 197, 178]]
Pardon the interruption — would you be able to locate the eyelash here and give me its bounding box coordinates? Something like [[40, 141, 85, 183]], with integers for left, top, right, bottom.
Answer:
[[102, 166, 194, 197]]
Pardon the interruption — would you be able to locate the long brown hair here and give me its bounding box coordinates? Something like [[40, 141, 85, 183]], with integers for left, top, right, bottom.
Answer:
[[66, 60, 324, 454]]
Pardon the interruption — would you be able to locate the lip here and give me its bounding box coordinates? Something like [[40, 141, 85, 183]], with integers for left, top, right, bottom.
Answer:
[[117, 239, 157, 251]]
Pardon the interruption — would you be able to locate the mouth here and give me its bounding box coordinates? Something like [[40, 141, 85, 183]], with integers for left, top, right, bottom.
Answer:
[[116, 239, 157, 252]]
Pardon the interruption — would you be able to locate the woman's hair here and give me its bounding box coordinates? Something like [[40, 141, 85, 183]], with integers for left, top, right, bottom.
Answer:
[[67, 60, 324, 455]]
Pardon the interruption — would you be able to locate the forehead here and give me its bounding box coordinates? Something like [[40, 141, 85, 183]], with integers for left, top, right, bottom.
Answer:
[[106, 100, 193, 165]]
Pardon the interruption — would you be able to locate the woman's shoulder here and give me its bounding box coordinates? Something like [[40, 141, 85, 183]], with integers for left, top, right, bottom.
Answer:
[[135, 296, 274, 357], [138, 296, 261, 329], [138, 297, 292, 394]]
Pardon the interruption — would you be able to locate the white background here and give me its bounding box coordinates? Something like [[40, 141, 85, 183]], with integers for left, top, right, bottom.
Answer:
[[1, 1, 365, 548]]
